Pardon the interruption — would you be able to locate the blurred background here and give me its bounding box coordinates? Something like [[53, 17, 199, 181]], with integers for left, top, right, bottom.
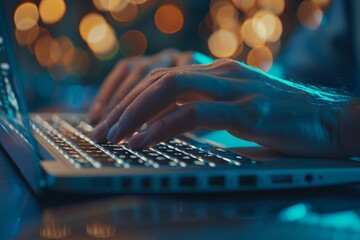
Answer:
[[7, 0, 331, 111]]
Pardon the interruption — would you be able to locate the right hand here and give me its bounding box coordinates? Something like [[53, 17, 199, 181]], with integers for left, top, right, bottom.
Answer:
[[89, 49, 195, 123]]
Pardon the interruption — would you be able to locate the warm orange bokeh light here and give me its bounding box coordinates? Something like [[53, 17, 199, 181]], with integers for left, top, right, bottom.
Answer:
[[311, 0, 331, 8], [56, 36, 75, 66], [39, 0, 66, 24], [15, 25, 39, 46], [34, 35, 59, 67], [257, 0, 285, 15], [14, 3, 39, 31], [208, 29, 238, 58], [87, 24, 118, 58], [214, 3, 239, 29], [93, 0, 128, 12], [247, 45, 273, 72], [155, 4, 184, 34], [79, 13, 107, 41], [64, 48, 90, 76], [128, 0, 147, 4], [252, 10, 282, 42], [120, 30, 147, 57], [110, 3, 138, 23], [232, 0, 256, 12], [297, 0, 323, 30], [241, 18, 265, 48]]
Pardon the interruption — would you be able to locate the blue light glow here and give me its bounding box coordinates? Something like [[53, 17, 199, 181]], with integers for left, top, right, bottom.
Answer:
[[193, 52, 215, 65], [238, 61, 351, 103], [279, 203, 309, 222]]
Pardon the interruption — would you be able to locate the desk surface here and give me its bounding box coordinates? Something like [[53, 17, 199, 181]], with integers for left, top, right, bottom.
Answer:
[[2, 132, 360, 240]]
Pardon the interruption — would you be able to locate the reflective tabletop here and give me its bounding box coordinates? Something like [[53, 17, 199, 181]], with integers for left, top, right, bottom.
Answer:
[[2, 133, 360, 240]]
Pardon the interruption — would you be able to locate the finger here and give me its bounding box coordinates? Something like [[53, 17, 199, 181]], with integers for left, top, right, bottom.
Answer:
[[105, 71, 235, 143], [128, 102, 236, 149], [89, 60, 132, 123], [92, 59, 235, 142], [105, 53, 177, 114], [174, 51, 194, 66], [92, 71, 167, 143]]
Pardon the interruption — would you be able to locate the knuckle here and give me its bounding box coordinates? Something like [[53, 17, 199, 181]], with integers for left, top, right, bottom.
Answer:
[[185, 103, 199, 126], [148, 68, 166, 78], [159, 71, 179, 91], [113, 104, 122, 115], [213, 58, 240, 70]]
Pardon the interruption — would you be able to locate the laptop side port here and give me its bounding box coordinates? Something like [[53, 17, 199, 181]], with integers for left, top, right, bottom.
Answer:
[[239, 176, 257, 186], [271, 175, 293, 184]]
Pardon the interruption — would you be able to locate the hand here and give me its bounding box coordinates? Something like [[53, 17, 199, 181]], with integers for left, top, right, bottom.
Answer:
[[89, 49, 194, 123], [92, 58, 358, 158]]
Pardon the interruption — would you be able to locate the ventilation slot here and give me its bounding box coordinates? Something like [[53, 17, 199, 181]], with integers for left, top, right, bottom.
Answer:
[[160, 177, 169, 189], [179, 177, 196, 188], [121, 177, 132, 189], [239, 176, 257, 186], [141, 177, 152, 189], [209, 176, 225, 187]]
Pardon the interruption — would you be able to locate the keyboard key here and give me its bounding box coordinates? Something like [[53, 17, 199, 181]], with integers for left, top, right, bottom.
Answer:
[[139, 149, 178, 167]]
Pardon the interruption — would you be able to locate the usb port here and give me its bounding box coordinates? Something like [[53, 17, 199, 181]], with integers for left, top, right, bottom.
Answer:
[[271, 175, 293, 184]]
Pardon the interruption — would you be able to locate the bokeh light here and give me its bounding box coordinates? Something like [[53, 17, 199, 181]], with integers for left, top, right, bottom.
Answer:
[[34, 35, 58, 67], [208, 29, 238, 58], [39, 0, 66, 24], [14, 3, 39, 31], [15, 25, 39, 46], [214, 2, 239, 29], [252, 10, 282, 42], [241, 18, 266, 48], [297, 0, 323, 30], [93, 0, 128, 12], [257, 0, 285, 15], [87, 23, 118, 59], [56, 36, 75, 66], [311, 0, 331, 8], [247, 45, 273, 72], [232, 0, 256, 13], [120, 30, 147, 57], [12, 0, 333, 82], [128, 0, 147, 4], [79, 13, 107, 41], [155, 4, 184, 34], [64, 48, 90, 76], [110, 3, 138, 23]]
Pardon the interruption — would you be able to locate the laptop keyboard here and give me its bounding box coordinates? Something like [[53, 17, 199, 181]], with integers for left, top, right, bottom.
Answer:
[[30, 115, 260, 169]]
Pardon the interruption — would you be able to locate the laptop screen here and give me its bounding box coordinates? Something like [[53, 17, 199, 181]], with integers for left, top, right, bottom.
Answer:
[[0, 30, 27, 130], [0, 4, 43, 193]]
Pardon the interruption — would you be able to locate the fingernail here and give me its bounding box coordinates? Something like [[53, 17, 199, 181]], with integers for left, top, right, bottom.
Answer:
[[128, 131, 148, 149], [107, 123, 120, 142], [139, 123, 148, 132], [92, 121, 107, 142]]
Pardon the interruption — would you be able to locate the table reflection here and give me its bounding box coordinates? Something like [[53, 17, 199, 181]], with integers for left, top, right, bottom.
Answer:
[[1, 145, 360, 240]]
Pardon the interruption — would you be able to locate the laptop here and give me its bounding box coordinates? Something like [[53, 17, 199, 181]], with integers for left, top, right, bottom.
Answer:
[[1, 3, 360, 195]]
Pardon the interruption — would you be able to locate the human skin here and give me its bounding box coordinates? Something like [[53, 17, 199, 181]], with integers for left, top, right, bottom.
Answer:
[[90, 51, 360, 158]]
